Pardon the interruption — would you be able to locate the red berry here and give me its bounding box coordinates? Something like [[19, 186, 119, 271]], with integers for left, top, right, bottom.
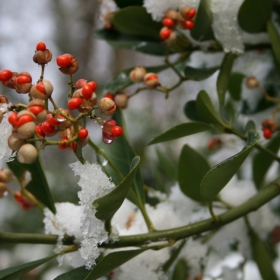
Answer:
[[56, 55, 71, 68], [71, 142, 78, 150], [16, 75, 31, 84], [75, 79, 87, 89], [103, 119, 116, 135], [17, 115, 34, 127], [8, 112, 18, 126], [104, 93, 115, 101], [36, 42, 46, 51], [187, 9, 196, 19], [102, 131, 115, 145], [35, 124, 45, 137], [68, 97, 83, 110], [185, 20, 194, 30], [29, 105, 44, 115], [0, 69, 13, 82], [111, 126, 123, 138], [79, 128, 88, 139], [160, 27, 172, 39], [263, 128, 272, 139], [36, 82, 46, 94], [58, 138, 70, 150], [14, 191, 23, 203], [87, 81, 97, 92], [41, 121, 56, 136], [46, 114, 60, 126], [82, 84, 93, 100], [162, 17, 174, 28]]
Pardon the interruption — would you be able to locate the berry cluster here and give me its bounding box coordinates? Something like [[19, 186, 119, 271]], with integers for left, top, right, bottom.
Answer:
[[0, 42, 123, 164], [160, 6, 197, 43], [129, 66, 160, 89]]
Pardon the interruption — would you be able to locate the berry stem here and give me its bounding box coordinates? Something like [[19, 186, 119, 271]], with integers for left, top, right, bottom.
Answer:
[[49, 96, 58, 110], [68, 74, 75, 99], [21, 188, 45, 211], [73, 121, 85, 164], [208, 201, 220, 223], [38, 64, 45, 83]]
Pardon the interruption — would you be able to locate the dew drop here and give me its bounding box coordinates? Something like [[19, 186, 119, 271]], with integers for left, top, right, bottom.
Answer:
[[102, 137, 114, 145], [56, 115, 66, 122], [102, 159, 108, 166]]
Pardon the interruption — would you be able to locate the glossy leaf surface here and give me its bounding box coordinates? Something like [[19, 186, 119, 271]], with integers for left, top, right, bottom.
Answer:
[[228, 72, 245, 101], [54, 266, 89, 280], [179, 145, 210, 202], [7, 157, 56, 214], [253, 133, 280, 189], [238, 0, 272, 33], [94, 156, 140, 222], [184, 66, 219, 81], [201, 131, 259, 202]]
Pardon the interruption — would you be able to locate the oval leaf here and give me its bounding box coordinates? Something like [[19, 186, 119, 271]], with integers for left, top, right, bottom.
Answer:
[[85, 249, 147, 280], [201, 130, 259, 202], [156, 149, 177, 183], [228, 72, 246, 101], [267, 20, 280, 65], [183, 100, 204, 122], [0, 255, 56, 280], [217, 52, 236, 109], [179, 145, 210, 202], [94, 156, 140, 222], [94, 29, 168, 56], [184, 66, 219, 81], [238, 0, 272, 33], [171, 259, 188, 280], [245, 120, 256, 132], [253, 132, 280, 189], [148, 122, 212, 145], [190, 0, 215, 41], [248, 227, 278, 280], [7, 157, 56, 214], [54, 266, 90, 280], [196, 90, 225, 127], [113, 7, 161, 40]]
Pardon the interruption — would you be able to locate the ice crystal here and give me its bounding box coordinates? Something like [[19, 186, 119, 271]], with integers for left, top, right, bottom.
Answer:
[[0, 104, 14, 163]]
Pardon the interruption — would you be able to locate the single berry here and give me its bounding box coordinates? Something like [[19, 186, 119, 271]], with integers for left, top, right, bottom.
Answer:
[[102, 131, 115, 145], [58, 138, 70, 150], [129, 67, 147, 83], [87, 81, 97, 92], [56, 55, 71, 68], [41, 121, 56, 136], [75, 79, 87, 89], [8, 112, 18, 126], [185, 20, 194, 30], [160, 27, 172, 39], [28, 105, 44, 115], [263, 128, 272, 139], [103, 119, 116, 135], [35, 124, 45, 137], [47, 114, 60, 126], [68, 97, 83, 110], [82, 84, 93, 100], [0, 69, 13, 82], [16, 75, 32, 84], [187, 8, 196, 19], [78, 128, 88, 139], [17, 144, 38, 164], [36, 82, 46, 94], [17, 115, 34, 127], [246, 77, 259, 89], [111, 126, 123, 138], [36, 42, 46, 51], [144, 73, 159, 89], [162, 17, 175, 28]]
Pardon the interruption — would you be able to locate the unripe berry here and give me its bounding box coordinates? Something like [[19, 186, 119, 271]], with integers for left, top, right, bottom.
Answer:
[[164, 9, 178, 21], [111, 126, 123, 138], [0, 169, 13, 183], [17, 144, 38, 164], [15, 72, 32, 94], [162, 17, 175, 28], [246, 77, 259, 88], [114, 93, 128, 109], [75, 79, 88, 89], [98, 97, 116, 116], [185, 20, 195, 30], [36, 42, 46, 51], [144, 73, 160, 89], [180, 6, 191, 18], [104, 93, 115, 101], [164, 31, 177, 44], [8, 132, 25, 151], [129, 67, 147, 83], [0, 69, 13, 82], [160, 27, 172, 39], [28, 99, 47, 123]]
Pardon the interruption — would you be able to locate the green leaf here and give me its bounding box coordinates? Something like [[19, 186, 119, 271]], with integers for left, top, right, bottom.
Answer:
[[217, 52, 236, 108], [267, 20, 280, 65], [7, 157, 56, 214], [190, 0, 215, 41], [85, 249, 147, 280], [171, 259, 188, 280], [115, 0, 143, 8], [248, 226, 278, 280], [102, 63, 167, 93], [94, 156, 140, 222], [179, 145, 210, 202], [201, 130, 259, 202], [245, 120, 256, 132], [196, 90, 225, 127], [113, 7, 161, 40], [238, 0, 272, 33], [54, 266, 89, 280], [184, 66, 219, 81], [94, 29, 168, 56], [183, 100, 204, 122], [156, 149, 177, 183], [102, 110, 145, 205], [0, 255, 56, 280], [228, 72, 246, 101], [148, 122, 212, 145], [253, 133, 280, 189]]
